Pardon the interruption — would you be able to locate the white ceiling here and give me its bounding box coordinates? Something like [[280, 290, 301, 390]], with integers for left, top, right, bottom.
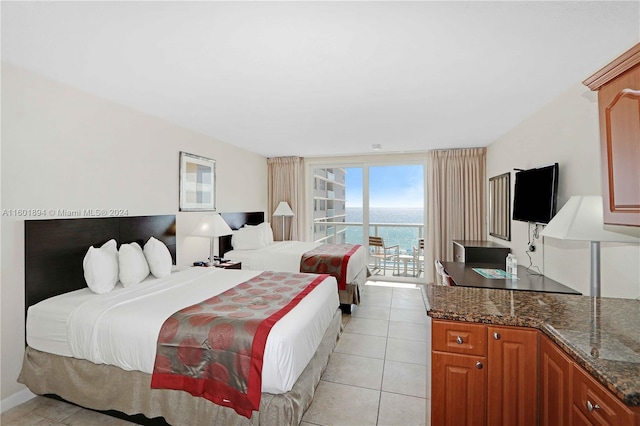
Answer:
[[2, 1, 639, 158]]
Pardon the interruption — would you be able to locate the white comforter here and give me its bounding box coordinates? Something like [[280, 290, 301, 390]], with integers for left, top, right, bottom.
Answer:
[[225, 241, 367, 284], [26, 267, 339, 394]]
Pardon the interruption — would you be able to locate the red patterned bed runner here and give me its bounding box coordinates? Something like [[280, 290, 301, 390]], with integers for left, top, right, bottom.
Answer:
[[150, 271, 328, 418], [300, 244, 361, 290]]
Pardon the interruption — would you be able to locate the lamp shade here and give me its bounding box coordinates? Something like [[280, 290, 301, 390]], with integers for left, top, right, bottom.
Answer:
[[273, 201, 294, 217], [193, 213, 233, 238], [540, 196, 639, 243]]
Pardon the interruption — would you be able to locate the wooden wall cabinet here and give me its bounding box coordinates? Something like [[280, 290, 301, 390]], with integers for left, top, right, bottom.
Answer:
[[432, 320, 538, 426], [584, 43, 640, 227]]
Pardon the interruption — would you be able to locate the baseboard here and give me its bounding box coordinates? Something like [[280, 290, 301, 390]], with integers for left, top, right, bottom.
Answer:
[[1, 388, 36, 414]]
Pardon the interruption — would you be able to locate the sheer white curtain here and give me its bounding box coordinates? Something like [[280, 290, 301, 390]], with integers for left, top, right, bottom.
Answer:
[[267, 156, 305, 241], [426, 148, 486, 282]]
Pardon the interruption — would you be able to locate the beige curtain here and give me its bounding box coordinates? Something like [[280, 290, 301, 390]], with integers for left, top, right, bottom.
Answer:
[[267, 156, 305, 241], [426, 148, 486, 281]]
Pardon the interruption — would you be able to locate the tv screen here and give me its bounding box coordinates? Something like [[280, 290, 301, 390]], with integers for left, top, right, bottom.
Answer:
[[512, 163, 559, 224]]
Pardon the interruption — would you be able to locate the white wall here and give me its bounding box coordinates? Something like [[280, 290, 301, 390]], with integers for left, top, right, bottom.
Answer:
[[0, 63, 268, 401], [486, 83, 640, 298]]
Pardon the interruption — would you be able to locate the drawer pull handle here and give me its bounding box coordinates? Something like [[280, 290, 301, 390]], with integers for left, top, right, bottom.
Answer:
[[493, 332, 501, 340], [456, 336, 463, 345], [586, 400, 601, 412], [475, 361, 483, 369]]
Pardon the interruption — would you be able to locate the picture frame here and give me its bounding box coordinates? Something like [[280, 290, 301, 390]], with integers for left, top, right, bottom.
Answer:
[[489, 172, 511, 241], [179, 151, 216, 212]]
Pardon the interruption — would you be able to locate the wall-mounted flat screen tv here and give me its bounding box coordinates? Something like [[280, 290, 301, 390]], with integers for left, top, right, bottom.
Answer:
[[512, 163, 559, 224]]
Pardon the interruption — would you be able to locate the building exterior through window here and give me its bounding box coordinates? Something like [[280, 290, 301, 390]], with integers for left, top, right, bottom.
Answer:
[[312, 167, 347, 244]]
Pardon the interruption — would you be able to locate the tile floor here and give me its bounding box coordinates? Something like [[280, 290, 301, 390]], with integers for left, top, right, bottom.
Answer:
[[2, 281, 432, 426], [302, 281, 431, 426]]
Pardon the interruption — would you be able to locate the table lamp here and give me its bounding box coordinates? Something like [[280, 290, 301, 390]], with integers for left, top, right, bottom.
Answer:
[[273, 201, 294, 241], [193, 213, 233, 265], [540, 195, 640, 297]]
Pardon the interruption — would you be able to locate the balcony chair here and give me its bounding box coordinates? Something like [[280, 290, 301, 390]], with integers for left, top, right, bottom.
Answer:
[[412, 238, 425, 277], [368, 236, 399, 276]]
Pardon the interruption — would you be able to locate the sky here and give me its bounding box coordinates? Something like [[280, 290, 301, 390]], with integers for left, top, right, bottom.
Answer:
[[345, 165, 424, 208]]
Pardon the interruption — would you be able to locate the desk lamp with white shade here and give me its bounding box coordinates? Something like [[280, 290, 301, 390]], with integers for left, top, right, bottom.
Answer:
[[193, 213, 233, 266], [540, 195, 640, 297], [273, 201, 294, 241]]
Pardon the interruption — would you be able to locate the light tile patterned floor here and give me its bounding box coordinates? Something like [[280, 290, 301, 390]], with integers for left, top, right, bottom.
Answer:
[[2, 281, 431, 426], [302, 282, 431, 426]]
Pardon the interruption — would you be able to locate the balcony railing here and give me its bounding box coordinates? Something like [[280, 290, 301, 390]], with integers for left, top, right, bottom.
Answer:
[[314, 221, 425, 278], [314, 221, 424, 255]]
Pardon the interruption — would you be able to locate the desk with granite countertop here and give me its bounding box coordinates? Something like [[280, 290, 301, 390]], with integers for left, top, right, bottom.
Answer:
[[423, 284, 640, 411]]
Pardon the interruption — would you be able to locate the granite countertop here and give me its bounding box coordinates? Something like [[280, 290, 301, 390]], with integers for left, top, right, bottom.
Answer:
[[423, 284, 640, 406]]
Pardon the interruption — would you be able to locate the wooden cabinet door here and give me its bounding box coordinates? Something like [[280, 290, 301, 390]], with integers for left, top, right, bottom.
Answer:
[[540, 335, 573, 426], [586, 43, 640, 227], [432, 351, 487, 426], [598, 73, 640, 227], [487, 326, 538, 426]]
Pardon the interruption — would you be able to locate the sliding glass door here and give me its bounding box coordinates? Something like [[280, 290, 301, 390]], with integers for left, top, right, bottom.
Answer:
[[311, 162, 425, 281], [369, 165, 424, 277], [369, 165, 424, 252]]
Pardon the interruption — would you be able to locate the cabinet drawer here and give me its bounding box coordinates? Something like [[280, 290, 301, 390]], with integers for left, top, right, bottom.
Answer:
[[572, 404, 595, 425], [432, 320, 487, 356], [572, 363, 635, 425]]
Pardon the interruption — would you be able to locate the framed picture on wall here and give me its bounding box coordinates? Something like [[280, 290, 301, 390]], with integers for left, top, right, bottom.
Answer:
[[179, 151, 216, 211]]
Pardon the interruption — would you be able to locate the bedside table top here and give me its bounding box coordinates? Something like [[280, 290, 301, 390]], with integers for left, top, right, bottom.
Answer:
[[216, 261, 241, 269]]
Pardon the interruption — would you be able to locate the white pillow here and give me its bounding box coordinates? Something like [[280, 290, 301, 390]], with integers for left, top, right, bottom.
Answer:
[[262, 222, 274, 245], [143, 237, 172, 278], [83, 239, 119, 294], [232, 226, 268, 250], [118, 242, 150, 287], [243, 222, 274, 246]]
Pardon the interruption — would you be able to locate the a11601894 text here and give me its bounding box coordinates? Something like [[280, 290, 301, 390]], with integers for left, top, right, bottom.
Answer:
[[2, 208, 129, 217]]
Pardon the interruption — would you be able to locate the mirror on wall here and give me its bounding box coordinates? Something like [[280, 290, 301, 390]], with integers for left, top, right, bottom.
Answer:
[[489, 172, 511, 241]]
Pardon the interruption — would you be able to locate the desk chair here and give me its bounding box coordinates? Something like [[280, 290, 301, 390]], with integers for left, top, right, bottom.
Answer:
[[434, 260, 453, 286], [369, 236, 399, 276]]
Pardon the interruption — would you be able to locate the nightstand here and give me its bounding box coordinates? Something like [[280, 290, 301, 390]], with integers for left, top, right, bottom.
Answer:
[[216, 261, 241, 270]]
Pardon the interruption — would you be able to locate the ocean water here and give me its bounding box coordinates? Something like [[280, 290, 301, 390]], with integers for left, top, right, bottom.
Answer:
[[345, 207, 424, 255]]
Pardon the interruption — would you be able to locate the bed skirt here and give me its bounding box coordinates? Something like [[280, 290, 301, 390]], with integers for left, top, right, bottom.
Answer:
[[339, 267, 367, 306], [18, 308, 342, 426]]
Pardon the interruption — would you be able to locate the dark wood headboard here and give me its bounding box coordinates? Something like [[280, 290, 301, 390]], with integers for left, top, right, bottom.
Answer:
[[24, 215, 176, 314], [219, 212, 265, 257]]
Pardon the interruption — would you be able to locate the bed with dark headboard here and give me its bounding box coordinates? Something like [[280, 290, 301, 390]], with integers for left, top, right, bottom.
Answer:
[[219, 211, 368, 313], [219, 211, 265, 256], [25, 215, 177, 315], [19, 214, 341, 426]]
